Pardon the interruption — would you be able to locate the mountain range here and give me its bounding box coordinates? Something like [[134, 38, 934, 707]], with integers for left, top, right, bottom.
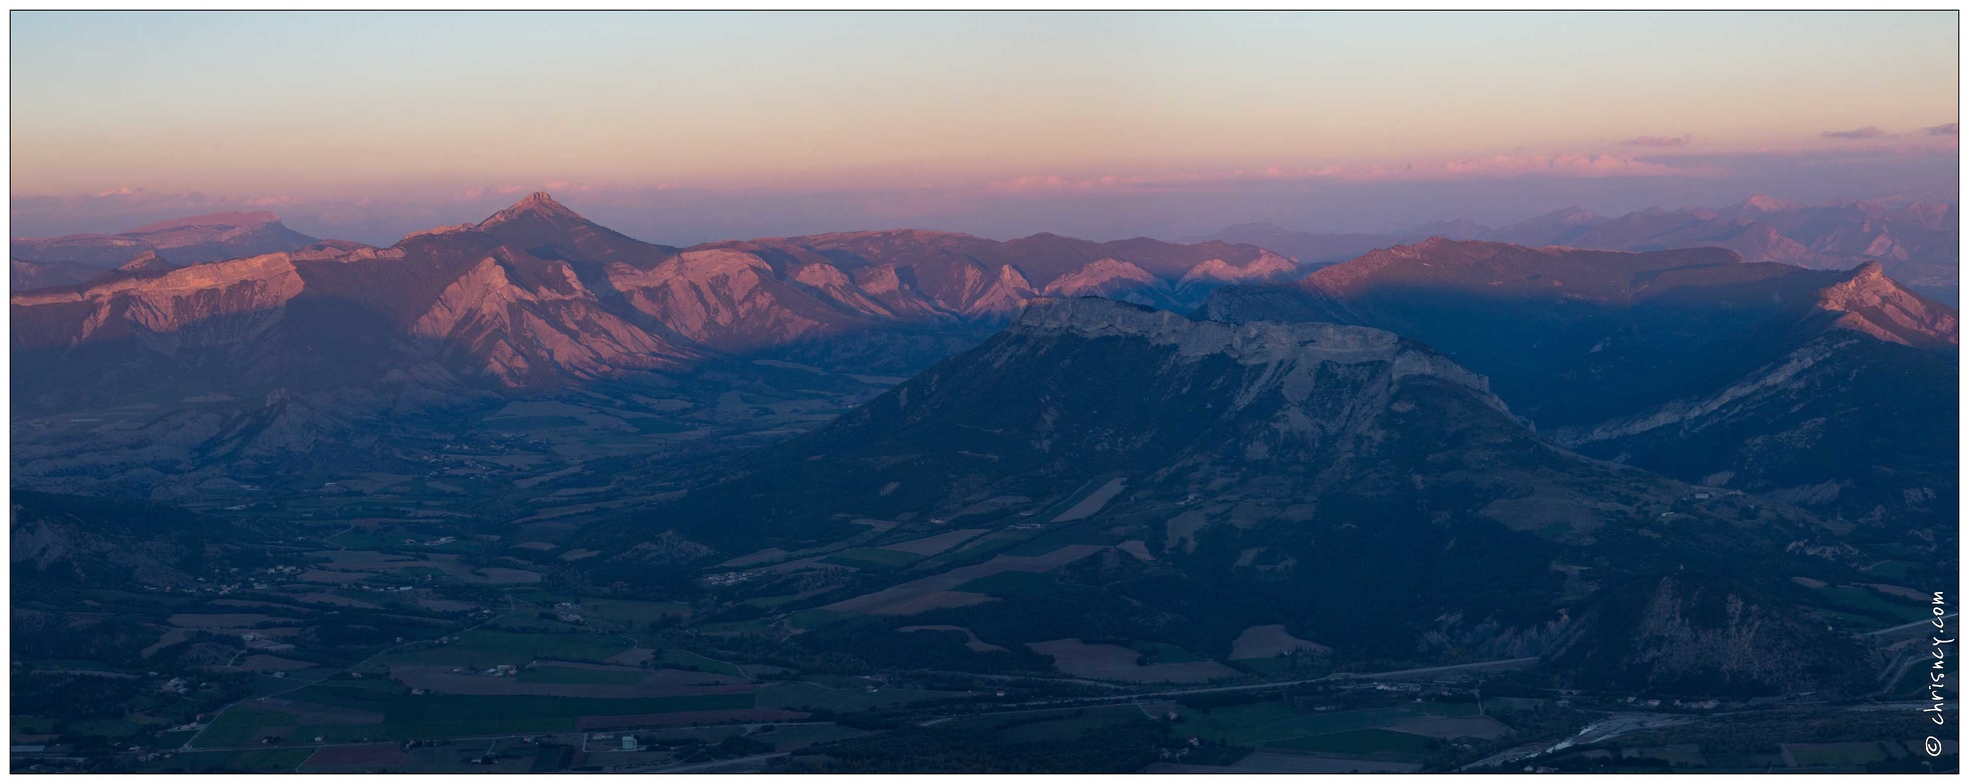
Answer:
[[9, 190, 1955, 724], [15, 195, 1956, 539], [1202, 238, 1958, 542], [11, 194, 1306, 499], [14, 193, 1304, 397], [1192, 195, 1959, 304]]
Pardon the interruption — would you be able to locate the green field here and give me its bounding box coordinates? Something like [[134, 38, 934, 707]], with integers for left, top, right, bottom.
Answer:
[[484, 416, 586, 431], [149, 748, 317, 772], [486, 611, 575, 633], [743, 722, 869, 750], [656, 649, 745, 677], [953, 569, 1093, 598], [691, 617, 778, 636], [821, 548, 923, 570], [66, 717, 148, 738], [195, 704, 311, 747], [1786, 742, 1893, 767], [341, 688, 750, 721], [630, 721, 870, 750], [756, 681, 968, 713], [956, 706, 1146, 744], [1136, 641, 1203, 663], [379, 629, 633, 666], [788, 608, 858, 631], [155, 730, 201, 748], [299, 716, 573, 742], [1812, 584, 1929, 623], [196, 687, 758, 747], [516, 665, 647, 685], [919, 531, 1032, 569], [1234, 656, 1322, 675], [1862, 561, 1924, 581], [582, 599, 693, 625], [1269, 728, 1438, 757], [1182, 701, 1472, 748]]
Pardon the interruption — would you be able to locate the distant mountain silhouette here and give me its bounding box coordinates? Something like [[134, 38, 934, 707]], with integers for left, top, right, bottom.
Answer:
[[11, 211, 320, 291], [1188, 195, 1959, 304]]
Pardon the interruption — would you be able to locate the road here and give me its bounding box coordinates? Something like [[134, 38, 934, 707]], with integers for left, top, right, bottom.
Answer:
[[996, 656, 1541, 709], [1460, 712, 1690, 771], [1865, 612, 1957, 637], [1459, 700, 1958, 771]]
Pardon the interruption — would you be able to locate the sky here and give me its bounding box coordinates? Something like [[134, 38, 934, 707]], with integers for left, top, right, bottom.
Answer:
[[10, 10, 1960, 245]]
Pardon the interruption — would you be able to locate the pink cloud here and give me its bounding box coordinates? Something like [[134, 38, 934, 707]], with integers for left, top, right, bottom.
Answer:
[[1822, 125, 1893, 139], [984, 152, 1691, 195], [1298, 153, 1691, 183], [984, 173, 1176, 193], [1924, 122, 1958, 136]]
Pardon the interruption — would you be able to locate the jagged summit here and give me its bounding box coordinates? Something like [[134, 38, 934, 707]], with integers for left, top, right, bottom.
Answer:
[[1815, 259, 1959, 347], [479, 191, 585, 228]]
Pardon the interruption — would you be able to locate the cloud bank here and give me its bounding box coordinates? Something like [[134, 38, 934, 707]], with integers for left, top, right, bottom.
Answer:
[[1823, 125, 1893, 139], [11, 146, 1957, 247], [1620, 135, 1692, 147]]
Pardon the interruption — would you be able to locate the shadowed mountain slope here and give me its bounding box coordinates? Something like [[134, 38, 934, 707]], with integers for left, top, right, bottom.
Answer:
[[587, 297, 1875, 696], [1202, 239, 1958, 539]]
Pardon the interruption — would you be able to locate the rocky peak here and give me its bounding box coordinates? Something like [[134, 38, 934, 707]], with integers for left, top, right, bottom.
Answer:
[[1814, 260, 1959, 347], [1042, 258, 1157, 292], [960, 264, 1039, 316], [479, 191, 585, 228], [1177, 252, 1299, 289], [995, 263, 1033, 289]]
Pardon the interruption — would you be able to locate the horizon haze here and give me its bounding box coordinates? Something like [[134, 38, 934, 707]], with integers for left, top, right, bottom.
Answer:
[[10, 10, 1959, 245]]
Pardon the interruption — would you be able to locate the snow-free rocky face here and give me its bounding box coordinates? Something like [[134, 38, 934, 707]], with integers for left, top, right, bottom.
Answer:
[[14, 193, 1305, 398], [9, 194, 1308, 501]]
